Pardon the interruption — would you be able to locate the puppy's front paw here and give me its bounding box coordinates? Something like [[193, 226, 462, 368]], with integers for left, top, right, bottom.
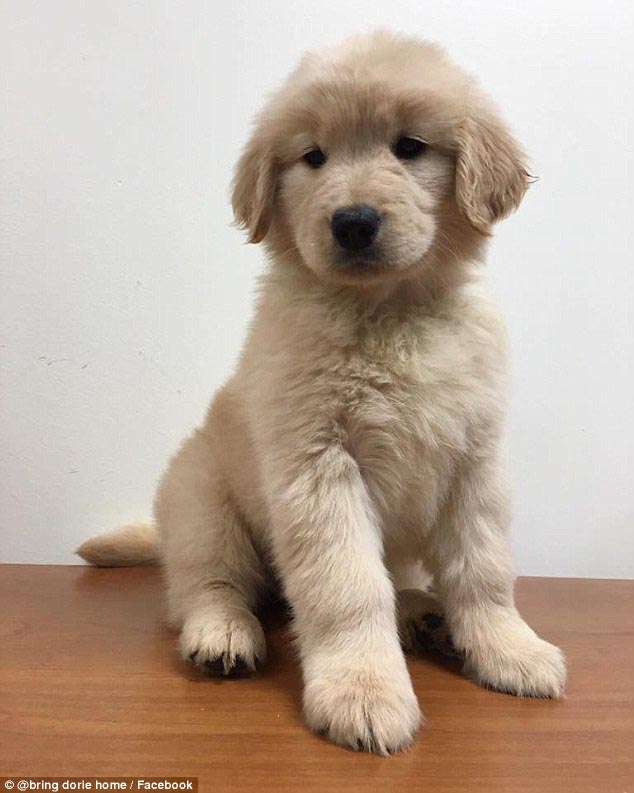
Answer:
[[303, 666, 421, 755], [179, 607, 266, 677], [466, 628, 566, 698]]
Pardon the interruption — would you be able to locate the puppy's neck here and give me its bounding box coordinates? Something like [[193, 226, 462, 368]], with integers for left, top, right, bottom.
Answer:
[[265, 248, 481, 319]]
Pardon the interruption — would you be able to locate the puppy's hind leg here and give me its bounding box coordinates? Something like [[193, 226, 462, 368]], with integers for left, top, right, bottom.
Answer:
[[390, 558, 459, 659], [155, 430, 267, 677], [397, 589, 460, 659]]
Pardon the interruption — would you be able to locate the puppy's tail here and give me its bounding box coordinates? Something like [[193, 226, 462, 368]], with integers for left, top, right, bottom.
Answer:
[[75, 522, 159, 567]]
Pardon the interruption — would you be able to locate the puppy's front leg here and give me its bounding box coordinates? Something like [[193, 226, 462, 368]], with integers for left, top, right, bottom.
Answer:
[[268, 444, 420, 754], [427, 449, 566, 697]]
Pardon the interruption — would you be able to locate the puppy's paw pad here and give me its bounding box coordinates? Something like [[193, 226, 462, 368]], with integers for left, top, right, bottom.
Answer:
[[413, 621, 461, 659], [397, 589, 459, 658]]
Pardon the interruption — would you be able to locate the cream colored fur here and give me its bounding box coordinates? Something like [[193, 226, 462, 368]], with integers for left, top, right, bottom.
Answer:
[[77, 31, 565, 755], [76, 522, 159, 567]]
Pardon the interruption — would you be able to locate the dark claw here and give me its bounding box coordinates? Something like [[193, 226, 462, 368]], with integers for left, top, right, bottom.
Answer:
[[225, 654, 252, 678], [414, 627, 435, 649], [444, 634, 461, 659], [197, 652, 255, 677], [204, 656, 226, 676], [423, 612, 444, 629], [232, 655, 249, 671]]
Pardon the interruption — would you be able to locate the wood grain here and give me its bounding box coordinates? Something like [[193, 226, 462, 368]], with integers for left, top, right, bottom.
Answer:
[[0, 565, 632, 792]]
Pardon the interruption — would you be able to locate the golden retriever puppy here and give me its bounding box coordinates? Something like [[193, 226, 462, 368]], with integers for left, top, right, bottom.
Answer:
[[78, 31, 566, 754]]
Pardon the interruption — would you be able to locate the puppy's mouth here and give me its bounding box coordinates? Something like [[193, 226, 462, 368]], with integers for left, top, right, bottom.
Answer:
[[328, 239, 431, 284], [333, 247, 389, 274]]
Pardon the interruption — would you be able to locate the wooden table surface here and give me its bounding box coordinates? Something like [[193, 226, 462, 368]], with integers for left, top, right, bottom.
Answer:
[[0, 565, 632, 792]]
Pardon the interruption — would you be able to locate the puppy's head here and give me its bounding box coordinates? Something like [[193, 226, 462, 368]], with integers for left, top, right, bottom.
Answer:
[[232, 32, 530, 287]]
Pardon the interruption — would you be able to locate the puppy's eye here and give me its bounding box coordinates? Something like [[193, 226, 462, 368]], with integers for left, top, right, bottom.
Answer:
[[394, 137, 427, 160], [303, 148, 327, 169]]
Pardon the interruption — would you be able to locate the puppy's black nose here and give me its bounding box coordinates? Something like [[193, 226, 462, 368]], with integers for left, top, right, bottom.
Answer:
[[331, 205, 380, 251]]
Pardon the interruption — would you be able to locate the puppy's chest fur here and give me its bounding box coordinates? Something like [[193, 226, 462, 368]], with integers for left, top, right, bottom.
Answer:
[[326, 316, 486, 523], [249, 281, 506, 528]]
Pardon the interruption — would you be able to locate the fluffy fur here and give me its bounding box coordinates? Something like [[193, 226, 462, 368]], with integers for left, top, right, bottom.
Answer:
[[77, 31, 565, 755]]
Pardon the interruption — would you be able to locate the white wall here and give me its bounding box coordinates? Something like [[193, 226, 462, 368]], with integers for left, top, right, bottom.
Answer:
[[1, 1, 633, 575]]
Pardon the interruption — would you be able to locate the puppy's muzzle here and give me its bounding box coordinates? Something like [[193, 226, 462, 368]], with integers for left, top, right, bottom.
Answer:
[[331, 205, 381, 252]]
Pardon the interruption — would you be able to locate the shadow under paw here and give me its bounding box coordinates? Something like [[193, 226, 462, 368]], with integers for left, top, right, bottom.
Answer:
[[189, 650, 260, 678]]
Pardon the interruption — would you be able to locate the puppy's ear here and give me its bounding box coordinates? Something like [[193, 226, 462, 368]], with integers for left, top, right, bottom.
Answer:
[[455, 114, 530, 234], [231, 133, 278, 244]]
